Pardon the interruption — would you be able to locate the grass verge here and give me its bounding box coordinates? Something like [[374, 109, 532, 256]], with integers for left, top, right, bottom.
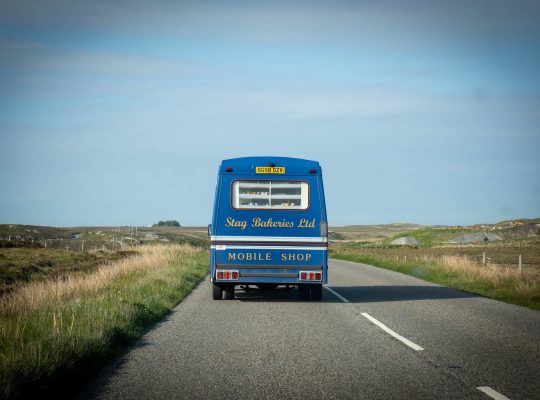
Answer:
[[331, 249, 539, 310], [0, 244, 209, 399], [384, 227, 475, 247], [0, 248, 136, 294]]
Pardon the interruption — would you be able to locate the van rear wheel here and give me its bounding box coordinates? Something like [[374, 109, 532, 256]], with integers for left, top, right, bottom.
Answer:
[[223, 284, 235, 300], [310, 284, 322, 301], [212, 283, 223, 300]]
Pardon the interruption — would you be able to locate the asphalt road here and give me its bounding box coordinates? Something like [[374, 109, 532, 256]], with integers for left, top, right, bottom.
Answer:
[[81, 259, 540, 400]]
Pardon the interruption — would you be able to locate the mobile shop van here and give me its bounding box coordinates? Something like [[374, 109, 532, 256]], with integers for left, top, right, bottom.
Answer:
[[209, 156, 328, 300]]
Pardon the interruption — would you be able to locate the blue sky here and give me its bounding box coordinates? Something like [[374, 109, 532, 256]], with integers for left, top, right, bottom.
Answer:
[[1, 0, 539, 226]]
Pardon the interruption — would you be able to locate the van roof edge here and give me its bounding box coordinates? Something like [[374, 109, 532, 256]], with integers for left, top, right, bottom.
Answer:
[[219, 156, 322, 175]]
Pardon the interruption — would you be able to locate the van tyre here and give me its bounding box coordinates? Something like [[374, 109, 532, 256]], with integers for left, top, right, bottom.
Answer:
[[310, 284, 322, 301], [298, 284, 310, 300], [212, 283, 223, 300], [223, 284, 235, 300]]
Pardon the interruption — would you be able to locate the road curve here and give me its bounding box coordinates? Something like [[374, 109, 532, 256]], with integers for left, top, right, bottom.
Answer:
[[80, 259, 540, 400]]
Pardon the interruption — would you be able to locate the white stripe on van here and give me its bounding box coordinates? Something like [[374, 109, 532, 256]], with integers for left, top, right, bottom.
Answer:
[[211, 236, 327, 243], [211, 245, 327, 251]]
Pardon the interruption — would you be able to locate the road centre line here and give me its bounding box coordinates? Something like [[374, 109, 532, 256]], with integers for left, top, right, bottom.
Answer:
[[324, 285, 350, 303], [361, 313, 425, 351], [324, 286, 423, 351], [477, 387, 511, 400], [324, 285, 514, 397]]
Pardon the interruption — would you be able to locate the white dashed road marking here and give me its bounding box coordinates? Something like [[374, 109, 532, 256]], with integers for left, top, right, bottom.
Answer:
[[324, 285, 350, 303], [325, 285, 517, 397], [323, 286, 423, 351], [477, 386, 511, 400], [361, 312, 425, 351]]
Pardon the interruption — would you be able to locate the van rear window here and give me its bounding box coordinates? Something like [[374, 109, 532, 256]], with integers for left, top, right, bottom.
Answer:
[[232, 180, 309, 210]]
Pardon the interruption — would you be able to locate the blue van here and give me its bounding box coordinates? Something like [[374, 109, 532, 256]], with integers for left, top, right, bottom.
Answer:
[[209, 156, 328, 301]]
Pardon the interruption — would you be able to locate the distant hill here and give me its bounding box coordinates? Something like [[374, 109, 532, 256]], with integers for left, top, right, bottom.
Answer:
[[331, 224, 423, 242], [495, 218, 540, 226], [331, 218, 540, 243], [0, 224, 208, 250], [1, 218, 537, 248], [0, 225, 74, 241]]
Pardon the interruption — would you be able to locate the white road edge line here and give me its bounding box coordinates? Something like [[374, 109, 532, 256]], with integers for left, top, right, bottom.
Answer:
[[324, 286, 350, 303], [361, 312, 425, 351], [477, 386, 511, 400]]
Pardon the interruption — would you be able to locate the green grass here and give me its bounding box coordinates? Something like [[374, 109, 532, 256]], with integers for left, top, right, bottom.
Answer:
[[329, 231, 347, 240], [156, 232, 209, 247], [386, 227, 475, 247], [0, 245, 209, 399], [330, 250, 441, 281], [331, 248, 540, 310], [0, 248, 136, 293]]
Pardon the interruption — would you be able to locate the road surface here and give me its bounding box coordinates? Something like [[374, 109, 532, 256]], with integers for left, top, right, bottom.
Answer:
[[81, 259, 540, 400]]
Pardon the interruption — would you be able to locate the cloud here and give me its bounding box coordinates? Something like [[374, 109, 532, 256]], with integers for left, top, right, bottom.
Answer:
[[0, 39, 207, 77], [2, 1, 540, 44]]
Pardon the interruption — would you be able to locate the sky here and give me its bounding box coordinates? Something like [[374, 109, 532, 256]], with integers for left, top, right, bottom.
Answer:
[[1, 0, 539, 227]]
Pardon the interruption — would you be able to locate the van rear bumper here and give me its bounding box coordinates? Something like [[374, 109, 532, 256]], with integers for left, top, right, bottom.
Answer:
[[213, 264, 326, 284]]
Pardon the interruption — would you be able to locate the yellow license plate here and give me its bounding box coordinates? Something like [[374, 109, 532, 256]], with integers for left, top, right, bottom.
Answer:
[[256, 166, 285, 174]]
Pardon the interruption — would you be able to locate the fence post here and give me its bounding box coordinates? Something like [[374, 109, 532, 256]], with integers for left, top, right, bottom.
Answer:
[[519, 255, 522, 273], [482, 252, 486, 265]]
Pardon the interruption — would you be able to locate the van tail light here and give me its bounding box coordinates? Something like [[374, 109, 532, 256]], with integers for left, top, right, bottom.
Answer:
[[298, 271, 322, 281], [216, 270, 239, 281], [309, 168, 317, 173], [225, 167, 233, 172]]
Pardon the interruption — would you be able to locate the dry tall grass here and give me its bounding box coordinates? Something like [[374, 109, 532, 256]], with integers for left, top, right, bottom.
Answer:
[[0, 244, 208, 399], [332, 249, 540, 309], [0, 244, 201, 315], [434, 254, 539, 299]]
